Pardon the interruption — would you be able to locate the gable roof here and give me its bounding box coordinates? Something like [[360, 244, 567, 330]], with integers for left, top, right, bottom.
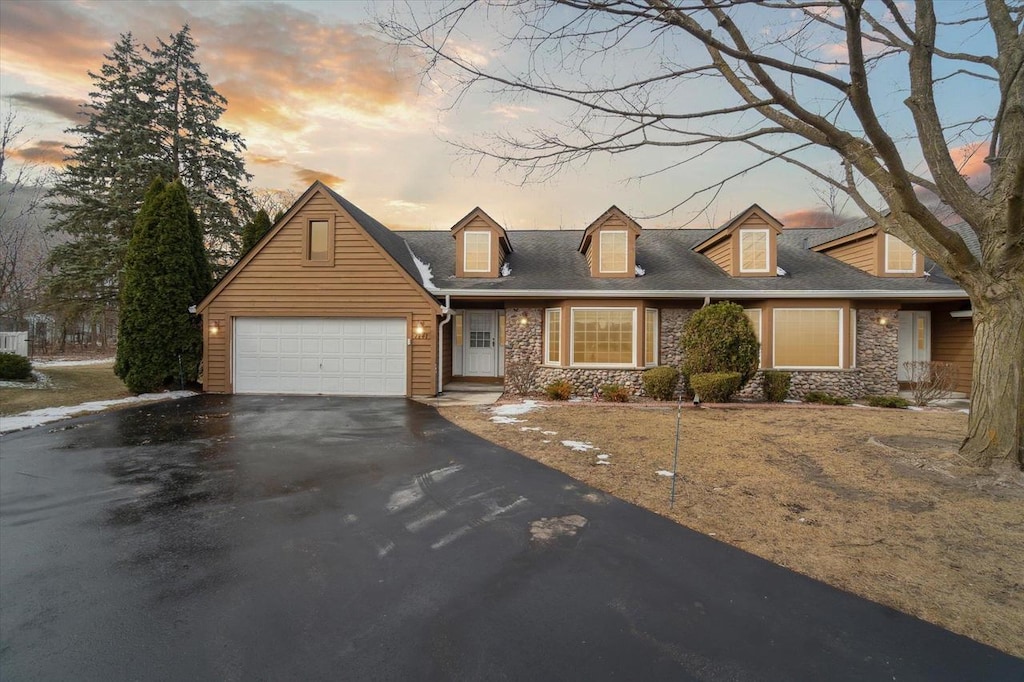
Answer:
[[450, 207, 513, 252], [400, 227, 966, 298], [693, 204, 783, 253], [198, 182, 429, 311], [579, 205, 643, 252]]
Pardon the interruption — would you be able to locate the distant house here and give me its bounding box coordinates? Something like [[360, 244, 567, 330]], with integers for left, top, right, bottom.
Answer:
[[196, 182, 973, 398]]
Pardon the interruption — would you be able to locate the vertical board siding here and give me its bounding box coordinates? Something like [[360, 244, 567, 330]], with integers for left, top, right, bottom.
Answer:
[[931, 313, 974, 395], [202, 189, 437, 395]]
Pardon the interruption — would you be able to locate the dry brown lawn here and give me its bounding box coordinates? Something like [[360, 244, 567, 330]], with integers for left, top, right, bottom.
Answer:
[[440, 401, 1024, 657], [0, 363, 131, 416]]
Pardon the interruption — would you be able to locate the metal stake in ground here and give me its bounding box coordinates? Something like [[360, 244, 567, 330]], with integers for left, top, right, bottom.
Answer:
[[670, 395, 682, 508]]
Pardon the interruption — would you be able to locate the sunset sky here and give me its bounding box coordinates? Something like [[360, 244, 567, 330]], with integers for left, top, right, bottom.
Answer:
[[0, 1, 995, 231]]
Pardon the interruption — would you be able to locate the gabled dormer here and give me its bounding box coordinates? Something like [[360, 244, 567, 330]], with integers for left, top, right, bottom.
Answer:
[[811, 222, 923, 277], [450, 207, 513, 278], [578, 206, 642, 278], [693, 204, 783, 277]]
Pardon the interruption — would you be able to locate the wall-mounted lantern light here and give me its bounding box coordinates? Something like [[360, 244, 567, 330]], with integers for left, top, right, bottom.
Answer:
[[876, 316, 889, 326], [210, 321, 220, 335], [518, 315, 529, 326]]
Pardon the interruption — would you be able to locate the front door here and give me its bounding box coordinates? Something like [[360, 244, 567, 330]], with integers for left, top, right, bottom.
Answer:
[[898, 311, 931, 381], [465, 311, 497, 376]]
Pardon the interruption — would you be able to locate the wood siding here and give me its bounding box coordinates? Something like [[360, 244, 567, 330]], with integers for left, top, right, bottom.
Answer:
[[931, 311, 974, 394], [828, 237, 878, 275], [201, 189, 439, 396], [453, 216, 506, 278], [581, 210, 640, 278], [705, 238, 732, 272]]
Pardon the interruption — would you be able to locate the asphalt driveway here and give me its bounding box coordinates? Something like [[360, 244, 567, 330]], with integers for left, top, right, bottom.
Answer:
[[1, 396, 1019, 681]]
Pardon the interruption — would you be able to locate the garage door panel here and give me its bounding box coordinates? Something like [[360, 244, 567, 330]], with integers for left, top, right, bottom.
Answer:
[[234, 317, 408, 396]]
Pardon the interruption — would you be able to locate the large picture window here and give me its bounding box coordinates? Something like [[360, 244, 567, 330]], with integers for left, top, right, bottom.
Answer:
[[739, 229, 769, 273], [599, 231, 628, 273], [571, 308, 635, 366], [885, 233, 916, 273], [773, 308, 843, 369], [644, 308, 658, 366], [545, 309, 561, 364], [464, 231, 491, 272]]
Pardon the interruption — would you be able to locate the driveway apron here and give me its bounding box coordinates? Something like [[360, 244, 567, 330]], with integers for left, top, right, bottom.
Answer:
[[1, 395, 1019, 681]]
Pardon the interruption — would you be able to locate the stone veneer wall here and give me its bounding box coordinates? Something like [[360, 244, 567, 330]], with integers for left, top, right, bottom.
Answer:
[[504, 304, 900, 400], [736, 307, 899, 400]]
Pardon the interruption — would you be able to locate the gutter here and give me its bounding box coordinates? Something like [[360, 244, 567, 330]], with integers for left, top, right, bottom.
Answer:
[[420, 288, 968, 300], [436, 294, 452, 396]]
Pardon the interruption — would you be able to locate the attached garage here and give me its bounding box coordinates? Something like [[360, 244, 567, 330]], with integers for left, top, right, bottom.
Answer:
[[234, 317, 407, 396], [197, 182, 441, 397]]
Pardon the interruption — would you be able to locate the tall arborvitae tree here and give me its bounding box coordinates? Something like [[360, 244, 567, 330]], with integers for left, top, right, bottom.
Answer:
[[115, 178, 211, 394], [240, 209, 272, 253], [147, 25, 253, 272], [46, 33, 165, 312]]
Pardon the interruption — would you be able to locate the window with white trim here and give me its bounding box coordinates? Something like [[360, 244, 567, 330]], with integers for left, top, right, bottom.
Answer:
[[464, 231, 491, 272], [644, 308, 658, 366], [544, 309, 561, 364], [571, 308, 636, 366], [599, 230, 628, 273], [773, 308, 843, 369], [884, 233, 916, 273], [739, 229, 770, 273], [744, 308, 762, 367]]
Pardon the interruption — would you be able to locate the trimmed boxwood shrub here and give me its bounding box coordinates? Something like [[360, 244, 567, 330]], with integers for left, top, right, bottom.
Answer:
[[762, 370, 791, 402], [680, 302, 759, 390], [642, 366, 680, 401], [600, 383, 630, 402], [690, 372, 742, 402], [803, 391, 852, 406], [865, 395, 910, 409], [544, 379, 573, 400], [0, 352, 32, 381]]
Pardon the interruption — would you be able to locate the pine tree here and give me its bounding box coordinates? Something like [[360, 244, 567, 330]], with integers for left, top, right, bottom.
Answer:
[[147, 25, 253, 273], [46, 33, 166, 311], [115, 178, 211, 394], [240, 209, 272, 253]]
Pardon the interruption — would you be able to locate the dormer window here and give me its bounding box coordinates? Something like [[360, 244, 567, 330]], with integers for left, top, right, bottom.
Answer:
[[450, 207, 512, 278], [464, 231, 491, 273], [884, 234, 916, 273], [303, 217, 334, 266], [739, 229, 770, 273], [578, 206, 642, 279], [600, 231, 628, 273]]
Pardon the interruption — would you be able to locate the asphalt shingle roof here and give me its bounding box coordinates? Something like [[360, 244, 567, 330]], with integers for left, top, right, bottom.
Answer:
[[400, 228, 966, 296]]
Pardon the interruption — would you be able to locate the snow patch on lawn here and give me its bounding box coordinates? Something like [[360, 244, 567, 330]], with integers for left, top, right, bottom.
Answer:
[[656, 470, 675, 477], [33, 357, 114, 367], [493, 400, 543, 417], [0, 391, 196, 434], [561, 440, 596, 452], [490, 415, 525, 424]]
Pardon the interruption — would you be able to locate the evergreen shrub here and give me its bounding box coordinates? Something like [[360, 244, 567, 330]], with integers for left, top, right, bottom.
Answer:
[[689, 372, 742, 402], [641, 366, 680, 401], [0, 353, 32, 381]]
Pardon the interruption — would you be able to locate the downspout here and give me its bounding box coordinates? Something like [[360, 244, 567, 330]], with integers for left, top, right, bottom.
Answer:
[[437, 294, 452, 396]]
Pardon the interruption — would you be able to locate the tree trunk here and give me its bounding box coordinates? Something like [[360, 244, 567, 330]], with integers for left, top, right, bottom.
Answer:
[[960, 287, 1024, 469]]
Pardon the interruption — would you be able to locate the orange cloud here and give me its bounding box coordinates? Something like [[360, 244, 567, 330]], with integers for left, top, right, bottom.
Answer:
[[949, 143, 989, 185], [294, 168, 344, 187], [7, 140, 67, 166], [779, 209, 852, 228]]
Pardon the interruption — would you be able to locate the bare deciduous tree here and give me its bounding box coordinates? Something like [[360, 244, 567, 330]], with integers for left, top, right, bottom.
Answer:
[[381, 0, 1024, 469], [0, 112, 53, 328]]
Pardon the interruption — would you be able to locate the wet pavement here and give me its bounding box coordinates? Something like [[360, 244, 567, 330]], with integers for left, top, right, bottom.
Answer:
[[1, 396, 1019, 681]]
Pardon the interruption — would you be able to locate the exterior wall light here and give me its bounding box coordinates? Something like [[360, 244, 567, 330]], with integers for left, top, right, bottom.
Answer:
[[877, 316, 889, 326], [210, 321, 220, 335], [518, 315, 529, 326], [413, 322, 428, 339]]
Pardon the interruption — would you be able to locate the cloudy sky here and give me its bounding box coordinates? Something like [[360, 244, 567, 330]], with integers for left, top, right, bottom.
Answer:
[[0, 1, 994, 231]]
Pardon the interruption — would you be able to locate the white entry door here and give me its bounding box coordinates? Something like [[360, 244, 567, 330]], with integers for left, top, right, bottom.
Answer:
[[464, 311, 497, 376], [233, 317, 407, 395], [897, 311, 931, 381]]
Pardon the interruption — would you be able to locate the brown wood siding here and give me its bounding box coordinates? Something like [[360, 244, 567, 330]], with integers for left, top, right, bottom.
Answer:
[[730, 216, 778, 277], [705, 238, 732, 272], [201, 189, 438, 396], [453, 217, 500, 278], [827, 237, 877, 275], [588, 223, 636, 278], [931, 312, 974, 394]]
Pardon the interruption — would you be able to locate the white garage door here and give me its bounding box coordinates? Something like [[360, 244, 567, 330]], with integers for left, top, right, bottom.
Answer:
[[234, 317, 407, 396]]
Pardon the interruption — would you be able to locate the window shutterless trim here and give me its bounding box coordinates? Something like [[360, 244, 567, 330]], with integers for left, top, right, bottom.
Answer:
[[644, 308, 658, 366], [544, 308, 561, 365], [884, 233, 917, 273], [569, 306, 637, 368], [738, 228, 770, 273], [463, 231, 492, 273], [598, 230, 628, 273], [771, 307, 844, 370]]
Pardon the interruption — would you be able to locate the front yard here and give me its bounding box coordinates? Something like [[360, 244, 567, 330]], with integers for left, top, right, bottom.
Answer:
[[0, 361, 131, 416], [440, 401, 1024, 658]]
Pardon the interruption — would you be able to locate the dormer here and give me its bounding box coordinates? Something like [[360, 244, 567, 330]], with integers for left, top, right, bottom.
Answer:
[[811, 223, 923, 277], [578, 206, 642, 278], [693, 204, 783, 277], [451, 207, 513, 278]]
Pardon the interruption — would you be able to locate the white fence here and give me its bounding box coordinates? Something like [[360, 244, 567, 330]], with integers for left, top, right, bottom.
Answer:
[[0, 332, 29, 356]]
